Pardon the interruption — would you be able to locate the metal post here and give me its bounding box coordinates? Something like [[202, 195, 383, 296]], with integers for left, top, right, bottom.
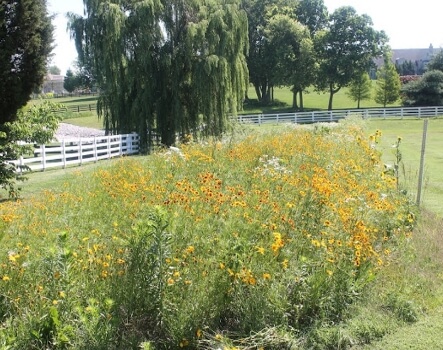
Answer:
[[416, 119, 428, 206]]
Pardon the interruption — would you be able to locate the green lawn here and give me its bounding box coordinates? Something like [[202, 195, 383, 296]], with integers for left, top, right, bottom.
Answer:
[[366, 118, 443, 217], [243, 83, 400, 114]]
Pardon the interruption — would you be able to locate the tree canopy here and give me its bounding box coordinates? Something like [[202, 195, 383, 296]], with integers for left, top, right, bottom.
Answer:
[[265, 10, 315, 110], [426, 49, 443, 72], [0, 0, 54, 124], [64, 69, 80, 93], [402, 70, 443, 106], [315, 6, 387, 110], [70, 0, 249, 149]]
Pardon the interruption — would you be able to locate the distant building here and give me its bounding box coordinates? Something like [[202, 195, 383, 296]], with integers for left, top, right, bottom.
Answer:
[[393, 44, 435, 74], [41, 73, 65, 94], [374, 44, 437, 76]]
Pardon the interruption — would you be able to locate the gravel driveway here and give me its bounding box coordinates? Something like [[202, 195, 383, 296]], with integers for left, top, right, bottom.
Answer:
[[55, 123, 106, 141]]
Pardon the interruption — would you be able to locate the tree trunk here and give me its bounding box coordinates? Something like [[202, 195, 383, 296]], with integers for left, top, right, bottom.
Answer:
[[254, 84, 262, 102], [328, 90, 334, 110], [299, 90, 304, 111], [292, 90, 298, 109], [328, 83, 341, 110]]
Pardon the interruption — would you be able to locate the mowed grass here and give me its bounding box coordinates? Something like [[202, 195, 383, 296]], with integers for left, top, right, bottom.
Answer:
[[366, 117, 443, 217], [243, 82, 400, 114]]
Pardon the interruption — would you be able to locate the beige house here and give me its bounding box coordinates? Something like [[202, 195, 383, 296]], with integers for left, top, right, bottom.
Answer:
[[41, 74, 65, 94]]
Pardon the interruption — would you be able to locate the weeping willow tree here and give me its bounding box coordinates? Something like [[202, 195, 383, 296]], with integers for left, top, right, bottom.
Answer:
[[69, 0, 248, 149]]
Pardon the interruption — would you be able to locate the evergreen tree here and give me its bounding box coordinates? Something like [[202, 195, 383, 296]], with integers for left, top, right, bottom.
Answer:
[[69, 0, 248, 149], [0, 0, 54, 123], [375, 53, 401, 107], [63, 69, 80, 93], [346, 72, 372, 109], [426, 49, 443, 72]]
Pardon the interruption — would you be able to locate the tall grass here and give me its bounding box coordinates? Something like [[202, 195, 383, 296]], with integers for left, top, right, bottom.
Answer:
[[0, 120, 415, 349]]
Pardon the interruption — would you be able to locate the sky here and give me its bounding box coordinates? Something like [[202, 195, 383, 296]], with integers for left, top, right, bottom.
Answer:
[[48, 0, 443, 76]]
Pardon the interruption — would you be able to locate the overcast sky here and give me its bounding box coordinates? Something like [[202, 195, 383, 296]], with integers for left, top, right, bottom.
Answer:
[[48, 0, 443, 75]]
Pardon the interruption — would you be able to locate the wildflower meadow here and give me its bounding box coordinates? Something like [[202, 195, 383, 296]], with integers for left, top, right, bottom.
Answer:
[[0, 120, 416, 349]]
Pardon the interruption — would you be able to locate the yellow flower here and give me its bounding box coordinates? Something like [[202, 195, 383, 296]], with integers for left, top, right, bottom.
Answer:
[[8, 253, 20, 263], [255, 246, 265, 255], [185, 246, 195, 254], [281, 259, 289, 269], [196, 329, 203, 338], [167, 278, 175, 286], [262, 273, 271, 280], [219, 262, 225, 269], [2, 275, 10, 281], [52, 300, 58, 305], [179, 339, 189, 347], [59, 291, 66, 298]]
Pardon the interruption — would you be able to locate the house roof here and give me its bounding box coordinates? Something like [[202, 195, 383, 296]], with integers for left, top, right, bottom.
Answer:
[[392, 47, 434, 62], [374, 45, 437, 67], [45, 74, 64, 82]]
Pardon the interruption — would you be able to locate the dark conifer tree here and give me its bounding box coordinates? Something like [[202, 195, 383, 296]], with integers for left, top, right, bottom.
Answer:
[[0, 0, 54, 123]]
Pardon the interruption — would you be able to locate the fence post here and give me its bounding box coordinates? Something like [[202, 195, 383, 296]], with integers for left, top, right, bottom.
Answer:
[[41, 145, 46, 171], [416, 119, 428, 206], [94, 136, 97, 162], [79, 137, 83, 165], [107, 136, 111, 159], [19, 156, 24, 173], [62, 139, 66, 169]]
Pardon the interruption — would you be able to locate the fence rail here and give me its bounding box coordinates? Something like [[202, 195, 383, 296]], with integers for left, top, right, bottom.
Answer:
[[237, 106, 443, 124], [52, 104, 97, 114], [10, 134, 140, 172], [8, 106, 443, 172]]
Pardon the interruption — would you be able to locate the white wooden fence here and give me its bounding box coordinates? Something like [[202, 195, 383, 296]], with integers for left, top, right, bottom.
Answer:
[[8, 106, 443, 173], [237, 106, 443, 125], [10, 134, 140, 172]]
